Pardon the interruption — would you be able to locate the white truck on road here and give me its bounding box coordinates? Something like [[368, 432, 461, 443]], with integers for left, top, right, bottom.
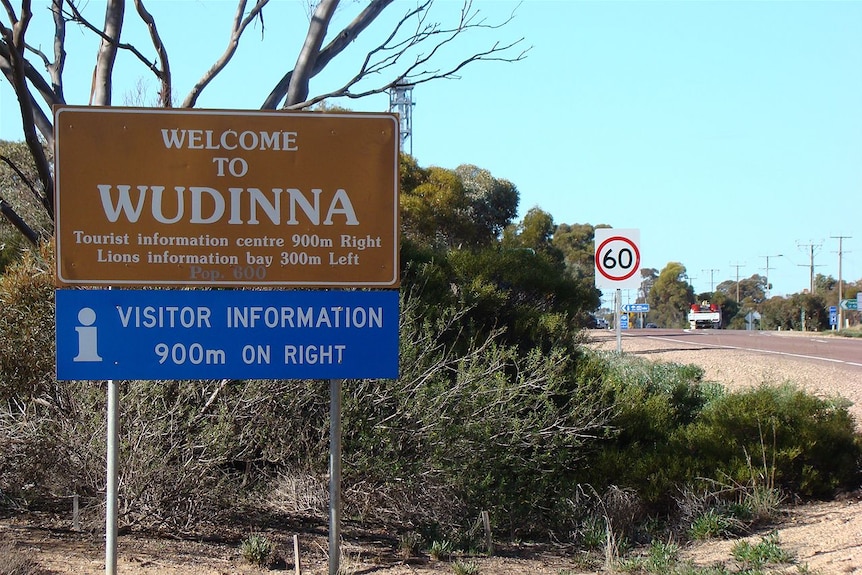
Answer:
[[688, 301, 722, 329]]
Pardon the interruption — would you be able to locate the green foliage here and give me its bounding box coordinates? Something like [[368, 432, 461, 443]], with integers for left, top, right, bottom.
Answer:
[[716, 274, 767, 305], [552, 222, 598, 280], [580, 352, 861, 507], [646, 262, 695, 328], [454, 164, 519, 242], [451, 559, 481, 575], [342, 294, 610, 533], [400, 159, 518, 249], [686, 384, 861, 498], [581, 354, 718, 503], [398, 532, 423, 559], [648, 539, 680, 569], [761, 292, 828, 331], [240, 533, 275, 567], [429, 539, 454, 561], [1, 236, 859, 546], [502, 206, 556, 252], [401, 241, 599, 352], [0, 244, 55, 404], [730, 532, 792, 569], [688, 509, 741, 540]]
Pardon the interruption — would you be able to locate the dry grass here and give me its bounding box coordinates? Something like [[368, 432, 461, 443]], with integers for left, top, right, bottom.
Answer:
[[0, 542, 45, 575]]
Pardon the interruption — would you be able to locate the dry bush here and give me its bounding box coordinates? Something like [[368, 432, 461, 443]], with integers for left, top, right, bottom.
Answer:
[[0, 541, 45, 575], [266, 469, 328, 516]]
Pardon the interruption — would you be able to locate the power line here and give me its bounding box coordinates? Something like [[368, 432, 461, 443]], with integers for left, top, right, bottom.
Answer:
[[701, 268, 720, 293], [760, 254, 783, 299], [796, 240, 823, 294], [729, 262, 746, 302], [832, 235, 852, 328]]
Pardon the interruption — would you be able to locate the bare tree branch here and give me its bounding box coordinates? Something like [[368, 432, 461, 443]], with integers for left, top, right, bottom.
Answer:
[[283, 0, 528, 110], [266, 0, 527, 111], [181, 0, 270, 109], [0, 196, 40, 245], [0, 0, 54, 217], [0, 49, 56, 145], [132, 0, 170, 106], [62, 1, 160, 82], [48, 0, 65, 99], [89, 0, 123, 106], [285, 0, 338, 106], [262, 0, 396, 109]]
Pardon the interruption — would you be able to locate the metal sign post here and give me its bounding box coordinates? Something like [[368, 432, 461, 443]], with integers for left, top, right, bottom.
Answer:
[[615, 289, 622, 353], [329, 379, 343, 575], [106, 378, 118, 575]]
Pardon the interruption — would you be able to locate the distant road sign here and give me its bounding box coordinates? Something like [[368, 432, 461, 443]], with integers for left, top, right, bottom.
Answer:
[[622, 303, 650, 313], [620, 314, 629, 329], [594, 229, 641, 290], [840, 299, 858, 311], [56, 289, 399, 380]]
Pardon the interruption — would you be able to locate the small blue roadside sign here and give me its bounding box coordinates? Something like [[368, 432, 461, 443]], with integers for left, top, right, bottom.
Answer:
[[829, 305, 838, 327], [56, 289, 399, 380], [622, 303, 650, 313], [620, 314, 629, 330]]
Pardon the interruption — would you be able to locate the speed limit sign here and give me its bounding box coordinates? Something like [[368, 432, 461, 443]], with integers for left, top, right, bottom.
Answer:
[[594, 229, 641, 289]]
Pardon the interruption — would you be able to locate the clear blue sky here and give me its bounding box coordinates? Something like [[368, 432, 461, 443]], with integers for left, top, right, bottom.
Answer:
[[2, 0, 860, 303]]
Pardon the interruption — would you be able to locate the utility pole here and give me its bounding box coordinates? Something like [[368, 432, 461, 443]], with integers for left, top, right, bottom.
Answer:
[[797, 241, 823, 294], [761, 254, 782, 299], [701, 268, 720, 293], [729, 262, 745, 302], [832, 235, 852, 329]]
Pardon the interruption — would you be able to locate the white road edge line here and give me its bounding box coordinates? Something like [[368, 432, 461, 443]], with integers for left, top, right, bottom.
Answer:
[[642, 335, 857, 367]]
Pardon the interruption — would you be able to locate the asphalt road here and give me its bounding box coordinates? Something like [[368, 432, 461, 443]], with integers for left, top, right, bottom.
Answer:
[[618, 328, 862, 371]]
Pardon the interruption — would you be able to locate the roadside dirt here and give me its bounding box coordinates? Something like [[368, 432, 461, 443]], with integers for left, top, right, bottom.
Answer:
[[3, 330, 861, 574]]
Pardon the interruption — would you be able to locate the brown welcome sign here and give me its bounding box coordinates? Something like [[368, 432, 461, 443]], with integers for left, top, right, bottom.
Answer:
[[54, 107, 400, 287]]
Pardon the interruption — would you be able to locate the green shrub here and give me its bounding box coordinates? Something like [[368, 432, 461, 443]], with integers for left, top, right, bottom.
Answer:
[[429, 539, 454, 561], [581, 351, 861, 508], [688, 509, 740, 540], [731, 531, 792, 569], [684, 384, 861, 498], [451, 559, 480, 575], [240, 533, 275, 567], [398, 531, 423, 559], [579, 353, 724, 504]]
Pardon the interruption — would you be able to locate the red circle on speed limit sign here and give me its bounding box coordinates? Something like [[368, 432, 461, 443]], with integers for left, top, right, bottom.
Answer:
[[595, 235, 641, 282]]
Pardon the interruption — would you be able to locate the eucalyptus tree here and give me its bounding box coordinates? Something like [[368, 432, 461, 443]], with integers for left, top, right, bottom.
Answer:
[[0, 0, 527, 243], [646, 262, 695, 328]]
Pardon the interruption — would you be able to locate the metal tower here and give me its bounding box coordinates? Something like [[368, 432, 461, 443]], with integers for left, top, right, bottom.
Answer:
[[388, 83, 415, 155]]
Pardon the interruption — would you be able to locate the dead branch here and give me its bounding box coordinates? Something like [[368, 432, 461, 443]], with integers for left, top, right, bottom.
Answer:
[[181, 0, 270, 108], [0, 1, 55, 217], [0, 195, 39, 245], [132, 0, 170, 106], [279, 0, 528, 110], [262, 0, 395, 109]]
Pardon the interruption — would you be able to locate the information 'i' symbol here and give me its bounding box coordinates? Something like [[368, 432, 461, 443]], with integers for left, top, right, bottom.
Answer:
[[73, 307, 103, 362]]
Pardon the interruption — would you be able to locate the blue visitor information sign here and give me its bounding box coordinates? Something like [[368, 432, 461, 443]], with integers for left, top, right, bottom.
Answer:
[[56, 289, 399, 381]]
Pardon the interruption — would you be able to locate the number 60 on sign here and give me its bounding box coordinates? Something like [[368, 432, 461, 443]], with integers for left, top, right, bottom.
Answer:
[[594, 229, 641, 290]]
